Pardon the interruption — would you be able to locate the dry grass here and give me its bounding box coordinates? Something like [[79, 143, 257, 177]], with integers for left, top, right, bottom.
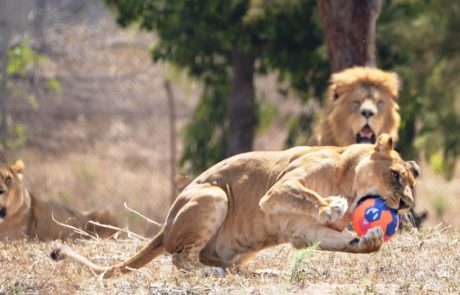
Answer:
[[0, 226, 459, 294]]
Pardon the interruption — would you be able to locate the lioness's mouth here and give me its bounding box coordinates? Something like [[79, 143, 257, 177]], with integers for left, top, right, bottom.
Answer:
[[0, 206, 6, 219], [356, 125, 376, 144]]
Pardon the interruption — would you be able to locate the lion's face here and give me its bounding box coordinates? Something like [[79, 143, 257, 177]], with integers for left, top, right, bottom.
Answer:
[[0, 160, 25, 224], [353, 135, 420, 213], [332, 84, 400, 145], [315, 67, 401, 147]]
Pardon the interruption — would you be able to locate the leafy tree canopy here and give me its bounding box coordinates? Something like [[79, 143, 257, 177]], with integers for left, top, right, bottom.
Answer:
[[378, 0, 460, 178], [106, 0, 460, 178], [104, 0, 328, 174]]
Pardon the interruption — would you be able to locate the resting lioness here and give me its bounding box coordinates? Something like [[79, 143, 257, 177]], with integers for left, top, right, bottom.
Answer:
[[51, 134, 419, 276], [0, 160, 118, 241]]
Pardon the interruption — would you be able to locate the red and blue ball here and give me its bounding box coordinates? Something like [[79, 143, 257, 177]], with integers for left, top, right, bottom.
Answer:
[[352, 196, 399, 242]]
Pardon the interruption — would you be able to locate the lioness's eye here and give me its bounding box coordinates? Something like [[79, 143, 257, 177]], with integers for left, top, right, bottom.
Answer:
[[5, 176, 12, 186], [391, 171, 400, 184]]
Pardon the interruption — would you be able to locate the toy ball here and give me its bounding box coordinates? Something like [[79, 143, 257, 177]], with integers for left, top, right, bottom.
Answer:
[[352, 196, 399, 242]]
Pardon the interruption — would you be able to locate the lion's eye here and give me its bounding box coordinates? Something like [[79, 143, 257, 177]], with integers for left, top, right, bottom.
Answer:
[[352, 101, 360, 111], [5, 176, 12, 186], [377, 101, 384, 110]]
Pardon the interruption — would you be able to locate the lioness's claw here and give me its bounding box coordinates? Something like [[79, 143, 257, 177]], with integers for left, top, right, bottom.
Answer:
[[318, 196, 348, 223], [359, 227, 384, 252]]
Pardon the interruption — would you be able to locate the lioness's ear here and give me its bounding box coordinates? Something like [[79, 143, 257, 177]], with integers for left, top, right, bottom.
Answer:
[[407, 161, 420, 178], [373, 134, 393, 154], [11, 159, 25, 174], [175, 174, 191, 192]]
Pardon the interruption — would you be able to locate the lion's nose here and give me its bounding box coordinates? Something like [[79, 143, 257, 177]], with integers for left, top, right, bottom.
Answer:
[[361, 109, 374, 118]]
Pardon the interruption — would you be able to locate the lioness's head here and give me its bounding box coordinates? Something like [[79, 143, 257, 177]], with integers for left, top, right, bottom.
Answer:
[[353, 134, 420, 213], [0, 160, 26, 223], [321, 67, 400, 146]]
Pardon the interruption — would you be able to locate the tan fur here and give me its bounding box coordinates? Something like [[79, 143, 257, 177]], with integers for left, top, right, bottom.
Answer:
[[309, 67, 401, 146], [51, 134, 419, 276], [0, 160, 118, 241]]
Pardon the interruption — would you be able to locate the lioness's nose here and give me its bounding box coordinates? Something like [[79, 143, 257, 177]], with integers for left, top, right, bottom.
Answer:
[[398, 198, 411, 210]]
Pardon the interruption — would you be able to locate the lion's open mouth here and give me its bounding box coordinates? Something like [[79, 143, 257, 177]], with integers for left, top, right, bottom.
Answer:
[[0, 206, 6, 219], [356, 125, 376, 144]]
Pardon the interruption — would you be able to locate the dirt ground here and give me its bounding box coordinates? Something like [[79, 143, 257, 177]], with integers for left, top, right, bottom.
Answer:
[[0, 226, 458, 294]]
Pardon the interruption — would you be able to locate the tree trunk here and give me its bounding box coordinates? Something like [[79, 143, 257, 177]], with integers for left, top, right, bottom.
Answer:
[[316, 0, 382, 73], [226, 50, 256, 156]]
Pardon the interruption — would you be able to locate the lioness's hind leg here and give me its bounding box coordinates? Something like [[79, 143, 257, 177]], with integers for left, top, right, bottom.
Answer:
[[165, 185, 228, 271]]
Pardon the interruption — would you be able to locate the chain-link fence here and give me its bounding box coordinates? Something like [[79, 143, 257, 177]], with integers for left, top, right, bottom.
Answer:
[[1, 0, 459, 236]]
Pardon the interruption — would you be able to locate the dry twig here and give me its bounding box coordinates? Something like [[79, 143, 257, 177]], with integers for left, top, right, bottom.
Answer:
[[87, 220, 149, 241], [123, 202, 163, 227], [51, 212, 97, 240]]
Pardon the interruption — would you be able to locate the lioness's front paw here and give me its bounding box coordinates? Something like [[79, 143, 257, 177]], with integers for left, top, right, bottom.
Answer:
[[359, 227, 384, 253], [318, 196, 348, 223]]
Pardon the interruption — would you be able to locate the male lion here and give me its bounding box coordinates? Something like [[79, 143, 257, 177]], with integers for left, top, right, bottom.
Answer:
[[51, 134, 419, 276], [309, 67, 400, 146], [0, 160, 118, 241]]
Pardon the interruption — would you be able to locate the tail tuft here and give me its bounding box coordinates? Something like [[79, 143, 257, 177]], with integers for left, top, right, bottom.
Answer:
[[50, 245, 66, 261]]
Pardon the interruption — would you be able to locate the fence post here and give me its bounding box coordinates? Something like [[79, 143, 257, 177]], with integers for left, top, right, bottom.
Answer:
[[164, 79, 177, 204], [0, 1, 11, 155]]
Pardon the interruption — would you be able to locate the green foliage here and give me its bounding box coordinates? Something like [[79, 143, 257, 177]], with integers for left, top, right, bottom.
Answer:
[[104, 0, 328, 173], [256, 99, 279, 133], [180, 83, 228, 175], [46, 78, 62, 94], [105, 0, 460, 176], [7, 39, 41, 77], [6, 123, 27, 149], [378, 0, 460, 178], [1, 39, 62, 153], [28, 95, 39, 111], [7, 39, 60, 97], [430, 194, 448, 219], [289, 242, 319, 285], [284, 112, 316, 147]]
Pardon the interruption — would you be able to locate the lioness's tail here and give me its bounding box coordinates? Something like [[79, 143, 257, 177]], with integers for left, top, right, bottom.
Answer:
[[50, 229, 165, 276]]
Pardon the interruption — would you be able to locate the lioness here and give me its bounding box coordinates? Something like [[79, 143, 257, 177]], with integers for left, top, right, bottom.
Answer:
[[0, 160, 118, 241], [51, 134, 419, 276], [309, 67, 400, 146]]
